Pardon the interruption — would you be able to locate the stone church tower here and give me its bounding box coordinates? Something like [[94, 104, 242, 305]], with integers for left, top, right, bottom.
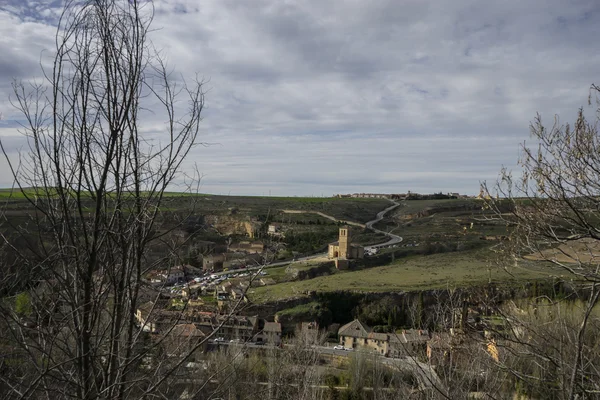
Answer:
[[338, 227, 350, 259]]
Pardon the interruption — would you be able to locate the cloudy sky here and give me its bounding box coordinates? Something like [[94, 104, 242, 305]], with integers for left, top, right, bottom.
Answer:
[[0, 0, 599, 196]]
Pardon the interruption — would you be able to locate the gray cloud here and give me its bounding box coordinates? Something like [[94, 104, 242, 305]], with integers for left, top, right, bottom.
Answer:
[[1, 0, 599, 196]]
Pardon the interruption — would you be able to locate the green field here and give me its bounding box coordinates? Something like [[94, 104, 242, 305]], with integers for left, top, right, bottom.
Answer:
[[374, 198, 507, 246], [249, 248, 564, 303]]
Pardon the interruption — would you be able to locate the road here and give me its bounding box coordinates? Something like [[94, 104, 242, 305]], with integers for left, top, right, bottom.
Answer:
[[206, 199, 403, 279], [364, 200, 403, 250]]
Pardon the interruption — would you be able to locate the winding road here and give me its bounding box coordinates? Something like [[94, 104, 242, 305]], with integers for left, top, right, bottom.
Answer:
[[281, 199, 403, 252], [364, 199, 403, 250], [208, 199, 403, 276]]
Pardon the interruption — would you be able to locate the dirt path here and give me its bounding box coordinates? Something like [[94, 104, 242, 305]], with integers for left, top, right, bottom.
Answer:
[[280, 209, 366, 228]]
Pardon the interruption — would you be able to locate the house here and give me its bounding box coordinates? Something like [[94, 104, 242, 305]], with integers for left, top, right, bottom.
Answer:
[[205, 252, 263, 271], [257, 322, 282, 345], [183, 311, 259, 342], [135, 301, 178, 333], [230, 287, 246, 300], [228, 241, 265, 254], [388, 329, 430, 357], [164, 323, 207, 358], [203, 254, 225, 271], [338, 319, 371, 348], [158, 266, 185, 284], [338, 319, 429, 357], [223, 252, 262, 270], [136, 301, 158, 333], [268, 223, 281, 234], [427, 333, 453, 365], [213, 315, 259, 342], [300, 321, 320, 343]]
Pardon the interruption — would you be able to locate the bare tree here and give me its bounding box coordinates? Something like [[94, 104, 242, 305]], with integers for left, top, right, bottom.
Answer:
[[0, 0, 210, 398], [484, 84, 600, 399]]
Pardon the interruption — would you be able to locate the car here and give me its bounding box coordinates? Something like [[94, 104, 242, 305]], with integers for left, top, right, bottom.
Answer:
[[344, 347, 353, 351], [213, 337, 226, 343], [333, 345, 344, 350], [230, 338, 242, 343]]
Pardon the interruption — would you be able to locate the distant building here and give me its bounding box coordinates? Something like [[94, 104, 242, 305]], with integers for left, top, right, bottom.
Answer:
[[256, 322, 282, 345], [203, 252, 262, 272], [158, 266, 185, 284], [268, 223, 282, 234], [328, 227, 364, 269], [300, 321, 320, 343], [164, 323, 207, 358], [228, 241, 264, 254], [338, 319, 429, 357]]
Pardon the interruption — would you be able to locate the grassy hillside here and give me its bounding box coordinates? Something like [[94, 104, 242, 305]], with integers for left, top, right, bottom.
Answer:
[[249, 248, 564, 303]]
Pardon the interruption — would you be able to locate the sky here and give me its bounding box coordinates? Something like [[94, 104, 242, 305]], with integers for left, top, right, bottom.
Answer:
[[0, 0, 599, 196]]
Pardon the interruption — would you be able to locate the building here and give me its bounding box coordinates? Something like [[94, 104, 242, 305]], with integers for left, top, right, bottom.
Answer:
[[203, 254, 226, 271], [338, 319, 429, 357], [267, 223, 282, 234], [299, 321, 320, 343], [202, 252, 262, 272], [256, 322, 282, 346], [228, 241, 265, 254], [164, 323, 207, 358], [136, 301, 179, 333], [158, 266, 185, 284], [328, 227, 364, 269], [338, 319, 371, 348]]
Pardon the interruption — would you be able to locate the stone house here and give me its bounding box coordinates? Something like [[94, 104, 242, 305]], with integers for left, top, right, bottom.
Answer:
[[203, 254, 226, 271], [388, 329, 430, 357], [229, 241, 264, 254], [184, 311, 259, 342], [256, 322, 282, 345], [136, 301, 179, 333], [338, 319, 371, 348], [338, 319, 429, 357], [300, 321, 320, 343], [158, 265, 185, 284], [427, 333, 453, 365], [164, 323, 207, 358]]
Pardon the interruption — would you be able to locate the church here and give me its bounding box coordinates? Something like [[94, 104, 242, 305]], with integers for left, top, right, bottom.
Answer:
[[328, 227, 364, 269]]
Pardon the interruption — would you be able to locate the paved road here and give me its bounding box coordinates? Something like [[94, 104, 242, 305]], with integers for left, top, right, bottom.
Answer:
[[364, 200, 403, 250], [206, 199, 403, 279]]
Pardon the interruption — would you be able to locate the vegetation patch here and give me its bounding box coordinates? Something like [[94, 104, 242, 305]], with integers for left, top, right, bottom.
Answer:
[[249, 248, 565, 303]]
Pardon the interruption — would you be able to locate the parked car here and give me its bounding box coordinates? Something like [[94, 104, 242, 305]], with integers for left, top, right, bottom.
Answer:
[[333, 345, 344, 350], [213, 337, 226, 343], [344, 347, 353, 351]]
